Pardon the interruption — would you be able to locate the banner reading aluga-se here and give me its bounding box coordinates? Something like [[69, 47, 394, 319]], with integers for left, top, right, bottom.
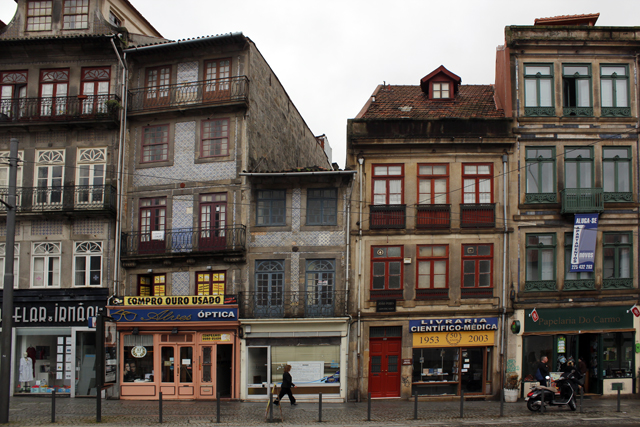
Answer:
[[570, 213, 599, 272]]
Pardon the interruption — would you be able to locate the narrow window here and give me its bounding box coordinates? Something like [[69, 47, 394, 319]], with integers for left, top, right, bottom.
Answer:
[[306, 188, 337, 225], [562, 64, 592, 116], [141, 125, 169, 163], [525, 147, 556, 203], [201, 119, 229, 157], [256, 190, 285, 226], [524, 64, 553, 116]]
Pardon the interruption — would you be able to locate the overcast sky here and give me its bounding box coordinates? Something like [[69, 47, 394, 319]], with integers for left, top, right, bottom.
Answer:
[[1, 0, 640, 167]]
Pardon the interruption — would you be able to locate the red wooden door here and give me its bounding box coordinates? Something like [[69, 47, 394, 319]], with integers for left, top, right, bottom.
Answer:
[[199, 194, 226, 251], [368, 338, 401, 397], [139, 198, 166, 254]]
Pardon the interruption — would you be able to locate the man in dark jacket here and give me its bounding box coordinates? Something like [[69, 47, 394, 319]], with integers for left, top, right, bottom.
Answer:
[[537, 356, 550, 385], [274, 364, 297, 406]]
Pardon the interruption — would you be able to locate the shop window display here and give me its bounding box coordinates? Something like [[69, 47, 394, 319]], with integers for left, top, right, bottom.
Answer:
[[15, 332, 72, 394], [412, 348, 459, 395], [123, 334, 154, 382], [602, 332, 634, 378]]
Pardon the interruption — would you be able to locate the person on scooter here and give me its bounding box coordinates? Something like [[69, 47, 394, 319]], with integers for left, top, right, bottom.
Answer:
[[536, 355, 550, 386]]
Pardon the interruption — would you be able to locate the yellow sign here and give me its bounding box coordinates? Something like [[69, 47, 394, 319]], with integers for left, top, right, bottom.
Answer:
[[202, 333, 231, 342], [413, 331, 495, 348], [124, 295, 224, 306]]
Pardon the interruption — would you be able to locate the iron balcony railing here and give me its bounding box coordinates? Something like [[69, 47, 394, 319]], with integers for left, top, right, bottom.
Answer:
[[0, 185, 116, 214], [0, 95, 120, 123], [369, 205, 406, 229], [128, 76, 249, 112], [121, 225, 246, 257], [560, 188, 604, 213], [460, 203, 496, 228], [416, 204, 451, 229], [238, 290, 347, 319]]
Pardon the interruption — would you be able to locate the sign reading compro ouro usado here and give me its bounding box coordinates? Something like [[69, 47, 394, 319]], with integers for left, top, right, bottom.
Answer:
[[124, 295, 230, 306]]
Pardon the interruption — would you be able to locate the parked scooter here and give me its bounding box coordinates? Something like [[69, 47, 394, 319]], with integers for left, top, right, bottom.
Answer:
[[525, 359, 583, 412]]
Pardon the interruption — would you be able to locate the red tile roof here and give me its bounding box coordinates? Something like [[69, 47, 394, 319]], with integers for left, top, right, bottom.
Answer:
[[534, 13, 599, 26], [359, 85, 504, 119]]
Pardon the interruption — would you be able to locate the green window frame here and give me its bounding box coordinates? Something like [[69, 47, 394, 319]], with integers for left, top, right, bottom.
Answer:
[[563, 233, 594, 291], [525, 234, 556, 292], [603, 232, 633, 289], [603, 147, 632, 202], [256, 190, 286, 226], [600, 65, 630, 116], [562, 64, 592, 117], [525, 147, 556, 203], [564, 147, 593, 189], [524, 64, 554, 116]]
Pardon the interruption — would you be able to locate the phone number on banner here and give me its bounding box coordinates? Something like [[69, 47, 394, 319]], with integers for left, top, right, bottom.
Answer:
[[413, 331, 495, 348]]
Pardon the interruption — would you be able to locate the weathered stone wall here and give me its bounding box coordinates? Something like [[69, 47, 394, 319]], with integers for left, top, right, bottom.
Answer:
[[245, 41, 330, 172]]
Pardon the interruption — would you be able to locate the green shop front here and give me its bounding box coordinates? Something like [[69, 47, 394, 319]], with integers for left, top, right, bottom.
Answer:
[[517, 306, 637, 395]]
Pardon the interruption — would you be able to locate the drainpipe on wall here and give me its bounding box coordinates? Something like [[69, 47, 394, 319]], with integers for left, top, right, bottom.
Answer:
[[344, 173, 354, 401], [500, 153, 508, 396], [357, 155, 364, 402], [110, 35, 127, 298]]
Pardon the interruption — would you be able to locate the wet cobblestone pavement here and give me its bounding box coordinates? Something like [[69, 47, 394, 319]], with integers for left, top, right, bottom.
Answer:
[[6, 395, 640, 426]]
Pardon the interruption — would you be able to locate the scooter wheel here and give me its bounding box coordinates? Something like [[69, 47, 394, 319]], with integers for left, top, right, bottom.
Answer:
[[569, 396, 577, 411], [527, 398, 542, 412]]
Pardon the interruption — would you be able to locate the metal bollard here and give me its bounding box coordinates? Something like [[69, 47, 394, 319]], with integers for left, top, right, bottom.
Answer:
[[540, 391, 545, 413], [460, 389, 464, 418], [159, 391, 163, 423], [367, 392, 371, 421], [96, 385, 102, 423], [414, 390, 418, 420], [216, 392, 221, 423], [579, 387, 583, 413], [269, 386, 274, 422], [499, 388, 504, 417], [617, 389, 621, 412], [318, 392, 322, 423], [51, 390, 56, 423]]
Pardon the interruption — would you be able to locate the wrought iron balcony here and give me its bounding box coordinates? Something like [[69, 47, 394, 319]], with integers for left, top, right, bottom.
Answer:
[[369, 205, 406, 229], [460, 203, 495, 228], [128, 76, 249, 113], [0, 95, 120, 124], [461, 287, 494, 298], [121, 225, 246, 257], [0, 185, 116, 214], [560, 188, 604, 213], [416, 204, 450, 229], [238, 290, 347, 319]]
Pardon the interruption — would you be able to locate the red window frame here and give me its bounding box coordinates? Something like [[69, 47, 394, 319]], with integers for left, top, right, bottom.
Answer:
[[81, 67, 110, 114], [461, 244, 493, 289], [196, 271, 226, 295], [416, 245, 449, 289], [200, 119, 229, 157], [138, 274, 166, 296], [141, 124, 169, 163], [39, 68, 69, 97], [370, 246, 403, 292], [204, 59, 231, 98], [462, 163, 494, 204], [417, 164, 449, 204], [372, 164, 404, 205], [145, 65, 171, 106]]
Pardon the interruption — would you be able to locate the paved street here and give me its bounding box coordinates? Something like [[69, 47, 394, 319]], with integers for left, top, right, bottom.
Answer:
[[5, 395, 640, 426]]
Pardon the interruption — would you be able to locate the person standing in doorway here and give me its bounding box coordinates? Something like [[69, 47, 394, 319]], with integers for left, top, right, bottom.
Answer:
[[274, 364, 297, 406], [536, 356, 550, 386]]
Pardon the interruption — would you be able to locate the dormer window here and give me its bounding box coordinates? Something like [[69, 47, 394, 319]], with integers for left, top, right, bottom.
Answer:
[[433, 82, 450, 99], [26, 1, 52, 31], [63, 0, 89, 30], [108, 11, 122, 27]]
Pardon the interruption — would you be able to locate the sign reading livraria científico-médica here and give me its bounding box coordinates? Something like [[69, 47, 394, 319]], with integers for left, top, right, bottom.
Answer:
[[410, 317, 498, 348]]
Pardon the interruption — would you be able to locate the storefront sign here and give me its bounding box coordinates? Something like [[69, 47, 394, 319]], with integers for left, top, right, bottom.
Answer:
[[524, 306, 633, 333], [557, 336, 566, 353], [410, 317, 498, 333], [202, 333, 231, 342], [0, 289, 108, 327], [376, 300, 396, 312], [123, 295, 233, 306], [413, 331, 495, 348], [570, 213, 599, 272], [109, 307, 238, 322], [131, 346, 147, 358], [402, 359, 412, 365]]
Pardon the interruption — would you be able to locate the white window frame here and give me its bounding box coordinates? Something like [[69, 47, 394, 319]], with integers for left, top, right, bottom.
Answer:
[[35, 149, 65, 207], [0, 151, 24, 210], [73, 241, 102, 287], [0, 243, 19, 289], [76, 148, 106, 205], [31, 242, 61, 288]]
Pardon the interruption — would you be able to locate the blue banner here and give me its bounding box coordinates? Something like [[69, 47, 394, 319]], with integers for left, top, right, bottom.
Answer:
[[570, 213, 599, 272], [108, 307, 238, 323], [410, 317, 498, 333]]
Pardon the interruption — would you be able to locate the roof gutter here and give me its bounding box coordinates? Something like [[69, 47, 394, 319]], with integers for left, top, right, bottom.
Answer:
[[240, 171, 356, 177], [124, 32, 244, 53]]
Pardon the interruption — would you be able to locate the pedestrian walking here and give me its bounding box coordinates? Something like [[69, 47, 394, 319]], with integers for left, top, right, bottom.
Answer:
[[535, 355, 549, 386], [274, 364, 297, 406]]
